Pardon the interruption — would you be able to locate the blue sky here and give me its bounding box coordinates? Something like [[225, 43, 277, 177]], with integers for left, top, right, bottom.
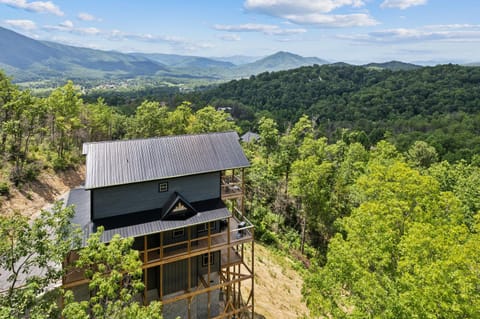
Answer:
[[1, 0, 479, 64]]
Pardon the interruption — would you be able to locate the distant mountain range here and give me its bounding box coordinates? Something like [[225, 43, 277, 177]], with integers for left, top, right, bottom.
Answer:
[[0, 26, 432, 84]]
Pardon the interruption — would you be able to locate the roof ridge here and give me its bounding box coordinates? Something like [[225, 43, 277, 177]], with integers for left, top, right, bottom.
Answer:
[[83, 130, 238, 147]]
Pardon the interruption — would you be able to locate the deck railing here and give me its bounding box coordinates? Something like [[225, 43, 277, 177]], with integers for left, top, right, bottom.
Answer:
[[221, 174, 243, 199], [140, 213, 253, 266]]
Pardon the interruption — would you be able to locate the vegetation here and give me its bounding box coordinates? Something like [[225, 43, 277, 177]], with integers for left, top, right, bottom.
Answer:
[[0, 202, 79, 318], [190, 63, 480, 162], [242, 115, 480, 318], [1, 61, 480, 317], [62, 227, 162, 319]]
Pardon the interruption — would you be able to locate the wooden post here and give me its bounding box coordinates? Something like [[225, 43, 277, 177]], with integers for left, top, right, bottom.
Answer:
[[241, 168, 245, 216], [143, 235, 147, 305], [251, 235, 255, 319], [207, 222, 211, 318]]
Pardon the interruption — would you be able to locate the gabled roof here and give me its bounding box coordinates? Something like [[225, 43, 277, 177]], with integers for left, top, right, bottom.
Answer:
[[83, 131, 249, 189], [161, 192, 197, 220], [241, 131, 260, 143]]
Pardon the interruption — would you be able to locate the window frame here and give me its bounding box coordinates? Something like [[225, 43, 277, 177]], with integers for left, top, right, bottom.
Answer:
[[158, 182, 168, 193], [172, 228, 184, 239], [202, 252, 215, 267]]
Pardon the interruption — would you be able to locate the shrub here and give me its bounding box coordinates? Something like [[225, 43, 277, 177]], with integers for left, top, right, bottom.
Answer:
[[0, 182, 10, 196]]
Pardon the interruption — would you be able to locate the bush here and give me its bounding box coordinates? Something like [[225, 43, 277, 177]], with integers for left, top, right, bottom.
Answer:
[[0, 182, 10, 196]]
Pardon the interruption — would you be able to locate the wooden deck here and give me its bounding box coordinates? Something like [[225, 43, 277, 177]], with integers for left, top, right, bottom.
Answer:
[[64, 215, 253, 286], [142, 216, 253, 266]]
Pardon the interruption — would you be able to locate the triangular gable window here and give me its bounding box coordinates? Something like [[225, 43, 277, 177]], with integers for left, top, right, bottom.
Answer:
[[162, 192, 197, 220]]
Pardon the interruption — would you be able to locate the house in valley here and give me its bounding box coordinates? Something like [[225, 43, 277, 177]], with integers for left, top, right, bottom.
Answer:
[[64, 131, 254, 319]]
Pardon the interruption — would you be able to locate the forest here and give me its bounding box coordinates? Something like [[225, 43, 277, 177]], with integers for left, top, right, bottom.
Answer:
[[0, 64, 479, 318]]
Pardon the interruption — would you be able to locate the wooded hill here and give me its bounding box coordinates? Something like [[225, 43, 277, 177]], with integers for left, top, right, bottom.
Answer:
[[188, 63, 480, 162]]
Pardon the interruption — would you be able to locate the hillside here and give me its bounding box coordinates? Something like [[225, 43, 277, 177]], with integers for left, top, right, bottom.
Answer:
[[0, 27, 166, 81], [0, 27, 330, 84], [233, 51, 328, 76], [190, 63, 480, 161], [363, 60, 422, 71]]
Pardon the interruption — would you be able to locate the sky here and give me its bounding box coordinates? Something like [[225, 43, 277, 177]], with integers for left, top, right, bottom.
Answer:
[[1, 0, 479, 64]]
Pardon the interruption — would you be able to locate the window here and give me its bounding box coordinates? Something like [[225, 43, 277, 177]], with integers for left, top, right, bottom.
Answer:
[[197, 221, 216, 233], [158, 182, 168, 192], [202, 253, 215, 267], [172, 228, 184, 239]]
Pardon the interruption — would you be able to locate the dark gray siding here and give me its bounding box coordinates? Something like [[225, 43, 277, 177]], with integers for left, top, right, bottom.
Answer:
[[160, 252, 220, 295], [92, 172, 220, 220], [162, 259, 197, 296]]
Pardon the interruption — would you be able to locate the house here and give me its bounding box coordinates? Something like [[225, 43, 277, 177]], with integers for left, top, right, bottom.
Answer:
[[64, 131, 255, 319], [240, 131, 260, 143]]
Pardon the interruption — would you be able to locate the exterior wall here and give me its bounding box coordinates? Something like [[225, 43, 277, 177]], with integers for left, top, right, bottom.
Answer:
[[162, 259, 198, 296], [91, 172, 220, 220]]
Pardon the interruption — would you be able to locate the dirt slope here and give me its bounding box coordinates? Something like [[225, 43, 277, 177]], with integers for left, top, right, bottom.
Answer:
[[243, 243, 310, 319], [0, 165, 85, 217]]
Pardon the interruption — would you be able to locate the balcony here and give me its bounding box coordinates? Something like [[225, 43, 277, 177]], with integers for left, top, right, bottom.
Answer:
[[221, 174, 243, 200], [141, 209, 253, 267]]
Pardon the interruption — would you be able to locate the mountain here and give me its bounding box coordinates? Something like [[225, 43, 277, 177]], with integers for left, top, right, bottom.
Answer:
[[0, 27, 330, 83], [209, 55, 261, 66], [131, 53, 235, 69], [363, 60, 422, 71], [234, 51, 328, 76], [0, 26, 167, 81]]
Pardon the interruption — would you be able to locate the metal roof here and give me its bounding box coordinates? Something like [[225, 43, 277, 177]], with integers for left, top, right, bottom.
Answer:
[[83, 131, 249, 189], [67, 187, 231, 247], [241, 131, 260, 143]]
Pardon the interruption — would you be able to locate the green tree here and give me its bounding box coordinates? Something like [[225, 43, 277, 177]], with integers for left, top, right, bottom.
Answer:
[[257, 117, 279, 163], [406, 140, 438, 168], [127, 100, 169, 138], [84, 98, 125, 142], [45, 81, 83, 167], [62, 227, 162, 319], [167, 101, 192, 135], [187, 105, 238, 134], [304, 160, 479, 318], [0, 202, 79, 318], [2, 90, 45, 184]]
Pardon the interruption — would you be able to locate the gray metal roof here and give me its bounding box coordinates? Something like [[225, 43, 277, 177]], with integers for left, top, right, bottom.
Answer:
[[241, 131, 260, 143], [67, 187, 231, 247], [83, 131, 249, 189]]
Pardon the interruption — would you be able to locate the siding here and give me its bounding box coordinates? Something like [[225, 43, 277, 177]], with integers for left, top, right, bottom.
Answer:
[[92, 172, 220, 220]]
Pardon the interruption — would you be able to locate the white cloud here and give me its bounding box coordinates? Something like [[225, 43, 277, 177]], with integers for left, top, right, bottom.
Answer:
[[340, 25, 480, 43], [4, 18, 36, 30], [0, 0, 63, 16], [243, 0, 377, 27], [59, 20, 73, 28], [43, 21, 101, 35], [283, 13, 378, 27], [214, 23, 306, 35], [244, 0, 365, 14], [107, 30, 212, 52], [77, 12, 101, 22], [380, 0, 427, 10]]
